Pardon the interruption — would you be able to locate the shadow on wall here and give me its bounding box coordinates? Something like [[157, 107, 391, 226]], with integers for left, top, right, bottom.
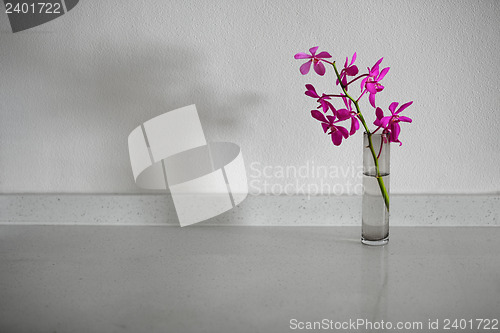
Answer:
[[2, 36, 261, 192]]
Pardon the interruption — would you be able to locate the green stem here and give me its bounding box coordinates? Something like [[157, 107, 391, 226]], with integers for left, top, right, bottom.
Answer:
[[332, 62, 389, 211]]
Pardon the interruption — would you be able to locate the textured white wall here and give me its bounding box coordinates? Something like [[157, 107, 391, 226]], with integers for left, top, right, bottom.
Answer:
[[1, 0, 499, 194]]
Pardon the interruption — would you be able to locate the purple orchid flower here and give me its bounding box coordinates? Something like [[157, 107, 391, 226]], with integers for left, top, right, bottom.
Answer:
[[374, 101, 413, 145], [336, 52, 359, 90], [311, 110, 349, 146], [336, 97, 360, 135], [304, 84, 335, 113], [361, 58, 390, 107], [294, 46, 332, 76]]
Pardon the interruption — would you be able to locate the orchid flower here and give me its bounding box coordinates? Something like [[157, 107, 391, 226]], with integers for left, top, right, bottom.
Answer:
[[295, 48, 413, 213], [336, 97, 360, 135], [311, 110, 349, 146], [294, 46, 332, 76], [360, 58, 390, 107], [374, 101, 413, 145], [336, 52, 359, 90], [304, 84, 335, 113]]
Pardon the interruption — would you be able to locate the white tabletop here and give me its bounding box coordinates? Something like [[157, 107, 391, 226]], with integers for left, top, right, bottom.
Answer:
[[1, 225, 499, 332]]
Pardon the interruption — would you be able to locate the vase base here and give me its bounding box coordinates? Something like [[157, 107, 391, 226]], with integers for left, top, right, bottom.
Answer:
[[361, 237, 389, 246]]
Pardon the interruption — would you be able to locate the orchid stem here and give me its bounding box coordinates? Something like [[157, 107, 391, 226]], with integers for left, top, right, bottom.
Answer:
[[346, 74, 369, 87], [325, 94, 346, 98], [376, 138, 384, 159], [372, 126, 381, 134], [356, 89, 367, 103], [332, 62, 389, 211]]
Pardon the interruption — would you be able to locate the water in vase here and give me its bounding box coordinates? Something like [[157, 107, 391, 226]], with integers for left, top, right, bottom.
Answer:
[[362, 172, 390, 244]]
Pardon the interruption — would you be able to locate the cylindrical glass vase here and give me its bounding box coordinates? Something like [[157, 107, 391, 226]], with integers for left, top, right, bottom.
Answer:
[[362, 132, 390, 246]]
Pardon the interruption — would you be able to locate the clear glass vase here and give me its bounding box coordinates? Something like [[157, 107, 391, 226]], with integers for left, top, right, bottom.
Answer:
[[362, 132, 390, 246]]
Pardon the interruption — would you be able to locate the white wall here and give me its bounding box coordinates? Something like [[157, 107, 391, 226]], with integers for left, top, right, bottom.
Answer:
[[1, 0, 499, 194]]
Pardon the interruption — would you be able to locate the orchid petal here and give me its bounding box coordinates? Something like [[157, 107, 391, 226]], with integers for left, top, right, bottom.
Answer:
[[344, 57, 348, 68], [311, 110, 327, 123], [305, 91, 317, 98], [398, 116, 412, 123], [374, 111, 385, 126], [314, 61, 326, 76], [305, 91, 319, 99], [379, 116, 391, 128], [315, 51, 332, 58], [323, 100, 334, 113], [345, 65, 359, 76], [388, 102, 399, 114], [338, 126, 349, 139], [309, 46, 319, 55], [360, 77, 368, 91], [341, 96, 350, 109], [336, 108, 351, 121], [326, 115, 336, 124], [397, 101, 413, 114], [305, 84, 316, 92], [294, 52, 311, 59], [350, 117, 359, 135], [300, 60, 312, 75], [390, 122, 401, 142], [341, 76, 348, 88], [373, 57, 383, 69], [331, 130, 343, 146], [321, 123, 330, 133], [369, 93, 376, 108], [305, 84, 319, 98], [350, 52, 357, 65], [320, 100, 330, 113], [366, 82, 377, 94], [378, 67, 390, 81]]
